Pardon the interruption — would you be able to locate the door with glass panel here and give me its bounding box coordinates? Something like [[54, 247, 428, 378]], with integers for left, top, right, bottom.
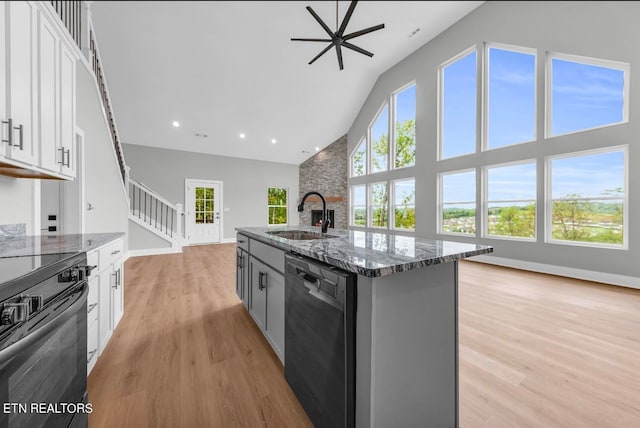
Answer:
[[185, 179, 222, 244]]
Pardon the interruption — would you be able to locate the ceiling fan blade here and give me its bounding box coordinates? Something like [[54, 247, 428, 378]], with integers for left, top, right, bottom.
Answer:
[[337, 1, 358, 36], [291, 38, 333, 42], [342, 41, 373, 57], [306, 6, 335, 38], [343, 23, 385, 41], [336, 44, 344, 71], [308, 42, 336, 65]]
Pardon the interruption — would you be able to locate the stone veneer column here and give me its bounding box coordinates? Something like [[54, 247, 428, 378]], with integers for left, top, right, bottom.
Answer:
[[298, 135, 348, 229]]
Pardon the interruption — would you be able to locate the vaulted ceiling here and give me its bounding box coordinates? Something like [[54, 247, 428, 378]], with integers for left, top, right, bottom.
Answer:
[[90, 1, 483, 165]]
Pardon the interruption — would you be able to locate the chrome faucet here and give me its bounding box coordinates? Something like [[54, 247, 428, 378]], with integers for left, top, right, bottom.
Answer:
[[297, 191, 330, 234]]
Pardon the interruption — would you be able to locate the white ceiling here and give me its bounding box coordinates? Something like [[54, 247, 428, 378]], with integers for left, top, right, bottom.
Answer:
[[90, 1, 483, 165]]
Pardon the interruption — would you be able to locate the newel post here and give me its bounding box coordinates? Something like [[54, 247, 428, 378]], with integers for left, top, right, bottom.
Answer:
[[175, 203, 183, 251], [80, 2, 94, 62]]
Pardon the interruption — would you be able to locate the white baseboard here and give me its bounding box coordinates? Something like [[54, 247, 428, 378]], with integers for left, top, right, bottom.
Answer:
[[127, 247, 182, 258], [468, 254, 640, 290], [221, 237, 237, 244]]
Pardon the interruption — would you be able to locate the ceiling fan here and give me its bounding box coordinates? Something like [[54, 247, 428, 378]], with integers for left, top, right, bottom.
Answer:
[[291, 0, 385, 71]]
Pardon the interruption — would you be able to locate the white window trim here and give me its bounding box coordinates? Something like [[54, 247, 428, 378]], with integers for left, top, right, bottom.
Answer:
[[391, 81, 417, 171], [391, 178, 416, 231], [545, 52, 630, 139], [350, 184, 367, 228], [483, 43, 538, 152], [368, 181, 389, 229], [267, 186, 288, 227], [368, 102, 390, 175], [482, 159, 537, 242], [545, 145, 628, 250], [438, 168, 476, 236], [438, 45, 479, 161], [350, 136, 367, 178]]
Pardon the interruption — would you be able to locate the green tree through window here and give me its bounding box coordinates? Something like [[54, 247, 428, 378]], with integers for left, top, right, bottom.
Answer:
[[268, 187, 287, 225]]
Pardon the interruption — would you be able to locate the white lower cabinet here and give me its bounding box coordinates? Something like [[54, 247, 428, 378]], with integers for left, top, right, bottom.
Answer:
[[86, 237, 125, 376]]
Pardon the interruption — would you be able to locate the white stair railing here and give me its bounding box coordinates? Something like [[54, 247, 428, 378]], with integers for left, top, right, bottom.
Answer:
[[129, 179, 182, 250]]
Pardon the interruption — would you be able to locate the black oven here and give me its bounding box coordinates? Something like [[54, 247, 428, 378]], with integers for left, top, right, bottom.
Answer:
[[0, 252, 91, 428]]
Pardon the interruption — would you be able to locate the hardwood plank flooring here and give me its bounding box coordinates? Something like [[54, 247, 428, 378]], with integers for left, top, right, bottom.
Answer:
[[88, 245, 640, 427]]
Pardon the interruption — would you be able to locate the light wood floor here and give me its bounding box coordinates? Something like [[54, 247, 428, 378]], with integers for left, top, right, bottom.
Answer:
[[88, 244, 640, 427]]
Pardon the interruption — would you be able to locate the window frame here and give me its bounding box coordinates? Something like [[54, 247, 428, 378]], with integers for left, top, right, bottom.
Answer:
[[350, 184, 367, 228], [438, 168, 477, 236], [438, 45, 479, 161], [391, 81, 417, 170], [545, 145, 628, 250], [391, 178, 416, 231], [266, 186, 288, 227], [545, 52, 630, 139], [368, 101, 390, 175], [350, 136, 368, 177], [368, 181, 390, 229], [483, 42, 538, 152], [483, 159, 537, 242]]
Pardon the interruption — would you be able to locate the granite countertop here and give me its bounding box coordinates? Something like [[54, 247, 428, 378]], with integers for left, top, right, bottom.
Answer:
[[0, 233, 125, 258], [236, 226, 493, 277]]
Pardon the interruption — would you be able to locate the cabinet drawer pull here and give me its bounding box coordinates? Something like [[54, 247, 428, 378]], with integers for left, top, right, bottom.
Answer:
[[87, 349, 97, 364], [2, 118, 12, 145], [87, 303, 98, 314], [111, 250, 121, 255], [14, 124, 23, 150], [258, 271, 267, 290]]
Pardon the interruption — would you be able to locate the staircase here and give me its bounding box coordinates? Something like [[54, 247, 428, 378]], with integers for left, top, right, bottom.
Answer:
[[50, 1, 183, 252], [128, 180, 183, 251]]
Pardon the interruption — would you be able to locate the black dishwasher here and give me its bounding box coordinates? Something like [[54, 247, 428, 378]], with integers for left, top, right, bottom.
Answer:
[[284, 253, 356, 428]]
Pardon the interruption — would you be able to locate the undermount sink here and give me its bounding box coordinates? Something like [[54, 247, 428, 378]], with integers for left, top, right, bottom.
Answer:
[[266, 230, 339, 240]]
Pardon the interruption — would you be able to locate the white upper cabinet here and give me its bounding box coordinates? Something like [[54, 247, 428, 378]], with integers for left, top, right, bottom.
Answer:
[[5, 1, 38, 166], [1, 1, 77, 179]]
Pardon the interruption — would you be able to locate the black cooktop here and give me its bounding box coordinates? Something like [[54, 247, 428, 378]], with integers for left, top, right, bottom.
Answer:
[[0, 252, 85, 302]]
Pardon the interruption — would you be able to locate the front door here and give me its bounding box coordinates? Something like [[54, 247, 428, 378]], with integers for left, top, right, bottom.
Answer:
[[185, 179, 222, 245]]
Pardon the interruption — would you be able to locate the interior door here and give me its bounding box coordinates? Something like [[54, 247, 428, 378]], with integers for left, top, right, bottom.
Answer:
[[186, 179, 221, 244]]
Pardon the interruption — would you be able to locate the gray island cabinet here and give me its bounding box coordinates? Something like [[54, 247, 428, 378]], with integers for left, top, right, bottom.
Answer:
[[236, 226, 492, 428]]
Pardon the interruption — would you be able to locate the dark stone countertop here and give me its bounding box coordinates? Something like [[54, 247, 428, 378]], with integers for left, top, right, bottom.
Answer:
[[0, 233, 125, 258], [235, 226, 492, 278]]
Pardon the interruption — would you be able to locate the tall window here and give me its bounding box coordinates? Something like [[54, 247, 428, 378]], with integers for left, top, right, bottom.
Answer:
[[486, 162, 536, 239], [351, 138, 367, 177], [548, 148, 626, 247], [393, 84, 416, 168], [487, 46, 536, 149], [351, 185, 366, 227], [369, 182, 388, 228], [267, 187, 287, 225], [549, 54, 628, 137], [440, 170, 476, 235], [370, 104, 389, 173], [392, 179, 415, 230], [440, 49, 477, 159]]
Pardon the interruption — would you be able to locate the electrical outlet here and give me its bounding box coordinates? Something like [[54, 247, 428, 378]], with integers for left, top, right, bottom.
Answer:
[[48, 215, 57, 221], [48, 226, 57, 232]]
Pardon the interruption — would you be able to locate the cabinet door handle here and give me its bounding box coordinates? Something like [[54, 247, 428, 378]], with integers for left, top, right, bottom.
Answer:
[[237, 254, 243, 269], [64, 148, 70, 167], [112, 271, 118, 289], [87, 349, 97, 363], [88, 303, 98, 314], [58, 147, 65, 164], [1, 118, 12, 145], [13, 124, 23, 150], [258, 271, 267, 290]]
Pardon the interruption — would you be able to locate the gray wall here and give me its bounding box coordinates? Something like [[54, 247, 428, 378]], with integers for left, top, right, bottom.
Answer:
[[298, 135, 348, 229], [77, 64, 129, 249], [122, 143, 299, 241], [129, 220, 171, 251], [348, 1, 640, 279], [0, 176, 34, 234]]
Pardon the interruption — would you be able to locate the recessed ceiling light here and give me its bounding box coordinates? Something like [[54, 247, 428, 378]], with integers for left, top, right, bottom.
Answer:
[[271, 139, 277, 144], [315, 147, 320, 151], [239, 133, 245, 139], [172, 121, 180, 128]]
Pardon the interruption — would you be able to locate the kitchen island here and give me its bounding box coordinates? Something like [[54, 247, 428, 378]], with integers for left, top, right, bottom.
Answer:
[[236, 226, 492, 428]]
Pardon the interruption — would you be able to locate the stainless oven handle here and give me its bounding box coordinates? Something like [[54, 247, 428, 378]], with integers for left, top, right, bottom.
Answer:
[[0, 283, 88, 362]]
